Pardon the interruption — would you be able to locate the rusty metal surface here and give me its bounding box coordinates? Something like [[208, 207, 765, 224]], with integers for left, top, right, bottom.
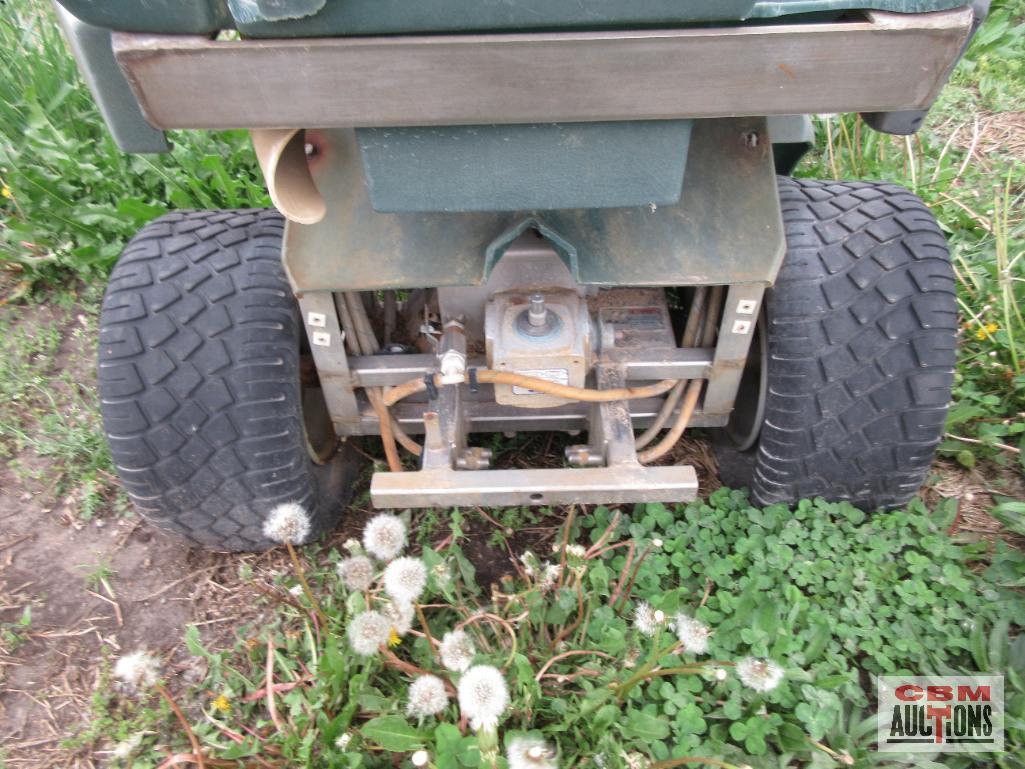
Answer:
[[112, 9, 973, 130], [296, 292, 361, 430], [284, 118, 785, 291], [370, 464, 698, 508], [703, 283, 766, 417]]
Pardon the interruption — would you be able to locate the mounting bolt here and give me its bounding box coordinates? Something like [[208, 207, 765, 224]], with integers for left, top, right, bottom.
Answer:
[[456, 447, 493, 471], [528, 293, 547, 327], [565, 444, 603, 468], [516, 293, 561, 337]]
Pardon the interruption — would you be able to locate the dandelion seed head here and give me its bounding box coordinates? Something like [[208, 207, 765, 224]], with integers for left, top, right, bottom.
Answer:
[[675, 614, 711, 655], [347, 610, 391, 656], [651, 538, 663, 548], [406, 674, 449, 718], [653, 609, 666, 624], [714, 667, 728, 681], [508, 736, 557, 769], [633, 602, 660, 636], [519, 551, 538, 576], [262, 502, 311, 544], [439, 629, 476, 672], [457, 665, 509, 731], [337, 555, 375, 591], [736, 657, 784, 692], [113, 650, 160, 690], [383, 599, 415, 636], [432, 562, 452, 586], [412, 750, 431, 767], [363, 513, 407, 561], [383, 557, 427, 603], [540, 563, 560, 591]]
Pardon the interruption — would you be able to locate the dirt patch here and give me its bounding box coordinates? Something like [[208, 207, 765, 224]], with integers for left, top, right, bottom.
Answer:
[[0, 470, 225, 766], [925, 458, 1025, 550], [943, 110, 1025, 178]]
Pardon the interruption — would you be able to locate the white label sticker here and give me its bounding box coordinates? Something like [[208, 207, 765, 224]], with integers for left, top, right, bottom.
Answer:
[[731, 319, 752, 335], [312, 331, 331, 347], [307, 311, 327, 328], [512, 368, 570, 395]]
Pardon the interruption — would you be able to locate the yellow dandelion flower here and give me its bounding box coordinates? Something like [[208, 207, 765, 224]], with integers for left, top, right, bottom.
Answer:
[[388, 628, 402, 647], [212, 693, 231, 714], [1, 185, 11, 199], [976, 328, 987, 340], [985, 323, 999, 334]]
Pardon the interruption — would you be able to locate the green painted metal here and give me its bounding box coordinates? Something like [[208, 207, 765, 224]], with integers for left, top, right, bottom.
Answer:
[[54, 4, 169, 153], [54, 0, 966, 36], [357, 121, 692, 213], [54, 0, 230, 34], [284, 118, 784, 292]]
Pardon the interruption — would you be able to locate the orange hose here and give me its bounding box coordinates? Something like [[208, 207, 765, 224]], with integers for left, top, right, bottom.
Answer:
[[382, 370, 678, 408]]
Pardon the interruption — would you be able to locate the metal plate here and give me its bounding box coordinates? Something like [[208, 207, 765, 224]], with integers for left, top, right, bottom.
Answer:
[[370, 464, 699, 508], [112, 9, 973, 130], [283, 117, 785, 291]]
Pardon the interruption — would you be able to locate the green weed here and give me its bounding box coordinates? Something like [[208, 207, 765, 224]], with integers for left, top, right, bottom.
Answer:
[[95, 497, 1023, 768], [0, 0, 267, 296]]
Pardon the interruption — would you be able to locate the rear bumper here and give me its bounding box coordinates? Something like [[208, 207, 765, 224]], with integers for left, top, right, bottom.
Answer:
[[111, 7, 974, 131]]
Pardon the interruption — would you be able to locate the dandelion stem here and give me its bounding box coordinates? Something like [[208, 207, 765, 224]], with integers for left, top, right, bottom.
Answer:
[[608, 540, 636, 607], [381, 648, 458, 695], [155, 682, 207, 769], [556, 505, 576, 589], [285, 542, 329, 627], [584, 510, 621, 558], [651, 758, 745, 769], [615, 543, 654, 610], [457, 612, 519, 666], [265, 636, 285, 734], [535, 649, 616, 681], [415, 603, 439, 664], [637, 662, 734, 681]]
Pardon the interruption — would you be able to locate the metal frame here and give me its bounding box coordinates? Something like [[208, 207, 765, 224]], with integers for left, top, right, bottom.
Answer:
[[111, 8, 973, 130], [370, 364, 699, 508]]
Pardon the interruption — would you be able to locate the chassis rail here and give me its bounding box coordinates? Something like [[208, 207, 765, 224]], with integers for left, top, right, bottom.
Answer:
[[111, 8, 973, 130]]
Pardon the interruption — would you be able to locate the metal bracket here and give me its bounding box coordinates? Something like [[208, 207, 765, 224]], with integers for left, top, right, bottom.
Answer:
[[296, 291, 361, 431], [370, 362, 697, 508]]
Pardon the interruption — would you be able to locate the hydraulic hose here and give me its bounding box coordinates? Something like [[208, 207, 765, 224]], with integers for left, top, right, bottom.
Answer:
[[637, 285, 725, 464], [382, 369, 678, 408], [341, 292, 406, 472], [634, 286, 709, 451]]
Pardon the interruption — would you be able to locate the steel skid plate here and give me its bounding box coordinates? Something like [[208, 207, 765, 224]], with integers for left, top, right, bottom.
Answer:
[[282, 117, 785, 292], [370, 465, 699, 508]]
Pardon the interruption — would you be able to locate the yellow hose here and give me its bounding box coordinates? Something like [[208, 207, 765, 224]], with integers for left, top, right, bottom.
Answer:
[[382, 369, 678, 408]]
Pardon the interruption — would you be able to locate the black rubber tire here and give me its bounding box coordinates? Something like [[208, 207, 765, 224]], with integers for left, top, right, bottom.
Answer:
[[714, 178, 957, 510], [98, 210, 361, 550]]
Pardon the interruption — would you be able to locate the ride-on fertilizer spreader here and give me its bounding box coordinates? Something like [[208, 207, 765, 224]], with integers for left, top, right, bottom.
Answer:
[[56, 0, 986, 549]]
